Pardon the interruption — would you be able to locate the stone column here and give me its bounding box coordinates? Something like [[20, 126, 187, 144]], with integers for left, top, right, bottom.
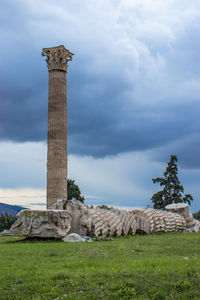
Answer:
[[165, 203, 196, 228], [42, 45, 73, 208]]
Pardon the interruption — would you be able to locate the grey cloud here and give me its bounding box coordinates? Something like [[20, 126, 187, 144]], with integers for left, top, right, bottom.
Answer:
[[150, 134, 200, 170], [1, 0, 200, 169]]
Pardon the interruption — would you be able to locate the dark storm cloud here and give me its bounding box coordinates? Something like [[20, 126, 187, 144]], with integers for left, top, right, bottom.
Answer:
[[0, 47, 48, 142], [150, 133, 200, 170], [1, 0, 200, 168], [68, 56, 200, 158]]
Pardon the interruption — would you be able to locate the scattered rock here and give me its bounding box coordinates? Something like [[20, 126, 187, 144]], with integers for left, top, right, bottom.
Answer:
[[62, 233, 93, 242]]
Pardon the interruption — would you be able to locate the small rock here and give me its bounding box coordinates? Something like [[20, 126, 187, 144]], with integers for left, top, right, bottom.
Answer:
[[62, 233, 93, 242]]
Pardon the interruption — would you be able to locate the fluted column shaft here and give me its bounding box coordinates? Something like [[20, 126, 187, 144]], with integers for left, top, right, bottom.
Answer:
[[47, 69, 67, 208], [42, 45, 73, 209]]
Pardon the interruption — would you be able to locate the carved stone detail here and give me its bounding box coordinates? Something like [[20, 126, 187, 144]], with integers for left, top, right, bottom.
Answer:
[[165, 203, 199, 231], [8, 210, 71, 238], [65, 200, 138, 237], [42, 45, 74, 72], [131, 208, 186, 233]]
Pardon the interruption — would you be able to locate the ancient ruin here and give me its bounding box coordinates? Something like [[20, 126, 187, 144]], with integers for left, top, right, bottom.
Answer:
[[165, 203, 198, 231], [9, 210, 71, 238], [8, 201, 200, 239], [42, 45, 73, 208], [5, 46, 200, 240], [131, 207, 186, 233]]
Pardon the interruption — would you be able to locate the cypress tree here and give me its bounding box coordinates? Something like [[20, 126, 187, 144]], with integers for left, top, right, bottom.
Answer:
[[151, 155, 193, 209]]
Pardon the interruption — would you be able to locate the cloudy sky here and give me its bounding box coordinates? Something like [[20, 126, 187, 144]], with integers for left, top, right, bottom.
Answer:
[[0, 0, 200, 211]]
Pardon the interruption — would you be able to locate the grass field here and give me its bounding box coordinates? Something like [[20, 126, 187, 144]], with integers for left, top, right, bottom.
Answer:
[[0, 233, 199, 299]]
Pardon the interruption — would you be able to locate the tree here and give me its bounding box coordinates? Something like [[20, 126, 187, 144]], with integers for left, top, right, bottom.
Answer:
[[151, 155, 193, 210], [193, 210, 200, 221], [67, 179, 84, 203], [0, 213, 17, 232]]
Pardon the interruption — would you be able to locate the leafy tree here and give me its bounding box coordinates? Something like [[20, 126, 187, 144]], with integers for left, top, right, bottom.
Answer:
[[67, 179, 84, 203], [0, 213, 17, 232], [151, 155, 193, 210]]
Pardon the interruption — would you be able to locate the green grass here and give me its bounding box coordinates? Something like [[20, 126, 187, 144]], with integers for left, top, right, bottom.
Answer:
[[0, 233, 200, 299]]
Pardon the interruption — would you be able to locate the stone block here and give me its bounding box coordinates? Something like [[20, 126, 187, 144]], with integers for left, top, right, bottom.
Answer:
[[8, 210, 71, 238]]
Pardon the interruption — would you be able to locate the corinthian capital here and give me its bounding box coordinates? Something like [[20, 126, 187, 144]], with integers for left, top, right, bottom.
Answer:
[[42, 45, 74, 72]]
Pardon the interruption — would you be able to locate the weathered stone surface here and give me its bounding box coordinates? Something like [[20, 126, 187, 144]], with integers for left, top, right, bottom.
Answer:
[[165, 203, 196, 228], [50, 199, 67, 210], [64, 200, 138, 237], [134, 215, 150, 234], [8, 210, 71, 238], [42, 45, 73, 72], [165, 203, 189, 217], [63, 233, 93, 242], [185, 220, 200, 232], [131, 208, 186, 233], [6, 201, 199, 239], [42, 45, 74, 209], [65, 200, 91, 236]]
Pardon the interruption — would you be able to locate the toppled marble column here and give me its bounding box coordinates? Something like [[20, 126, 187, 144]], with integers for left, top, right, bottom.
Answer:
[[88, 207, 137, 237], [131, 208, 186, 233], [65, 200, 138, 237], [133, 215, 150, 234], [165, 203, 200, 232], [6, 201, 199, 239], [8, 210, 71, 238], [65, 200, 91, 236]]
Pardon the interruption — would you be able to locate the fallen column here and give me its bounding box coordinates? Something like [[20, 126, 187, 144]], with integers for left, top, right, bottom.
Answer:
[[131, 208, 186, 233], [165, 203, 200, 232], [6, 201, 199, 239]]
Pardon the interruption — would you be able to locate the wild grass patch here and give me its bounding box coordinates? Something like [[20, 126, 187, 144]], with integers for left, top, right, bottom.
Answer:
[[0, 232, 199, 299]]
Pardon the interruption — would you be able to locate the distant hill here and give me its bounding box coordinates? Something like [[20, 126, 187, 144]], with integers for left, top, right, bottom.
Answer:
[[0, 203, 27, 216]]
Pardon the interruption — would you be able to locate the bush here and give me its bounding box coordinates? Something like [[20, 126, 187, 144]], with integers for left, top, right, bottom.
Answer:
[[0, 213, 17, 232]]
